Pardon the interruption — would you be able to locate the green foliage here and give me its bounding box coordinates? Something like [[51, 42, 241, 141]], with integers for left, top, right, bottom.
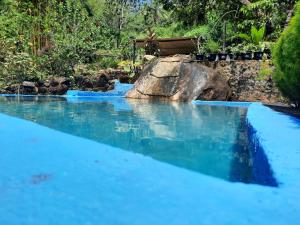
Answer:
[[98, 57, 119, 69], [157, 0, 208, 26], [205, 40, 220, 53], [258, 59, 273, 80], [184, 25, 209, 38], [228, 44, 243, 54], [273, 2, 300, 106], [0, 0, 298, 89], [43, 1, 106, 76], [236, 25, 266, 51], [251, 26, 266, 45], [239, 0, 296, 40], [0, 51, 45, 88], [237, 25, 266, 45], [0, 0, 108, 80], [0, 0, 33, 52], [154, 23, 187, 38]]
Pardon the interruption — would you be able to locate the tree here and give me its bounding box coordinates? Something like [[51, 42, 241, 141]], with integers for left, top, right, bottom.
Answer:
[[273, 2, 300, 107], [240, 0, 297, 40], [100, 0, 141, 48]]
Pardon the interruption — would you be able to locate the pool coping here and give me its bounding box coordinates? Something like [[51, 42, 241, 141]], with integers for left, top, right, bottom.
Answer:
[[192, 100, 252, 107], [194, 100, 300, 186], [0, 97, 300, 225]]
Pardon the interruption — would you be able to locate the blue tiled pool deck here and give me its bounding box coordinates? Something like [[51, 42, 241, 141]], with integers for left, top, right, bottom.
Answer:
[[0, 97, 300, 225]]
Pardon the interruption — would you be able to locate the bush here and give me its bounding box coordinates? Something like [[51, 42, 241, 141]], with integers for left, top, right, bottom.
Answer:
[[98, 57, 118, 69], [205, 40, 220, 53], [0, 51, 46, 89], [273, 2, 300, 107]]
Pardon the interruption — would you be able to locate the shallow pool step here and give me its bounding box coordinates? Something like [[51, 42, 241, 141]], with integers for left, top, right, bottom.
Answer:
[[67, 81, 134, 97]]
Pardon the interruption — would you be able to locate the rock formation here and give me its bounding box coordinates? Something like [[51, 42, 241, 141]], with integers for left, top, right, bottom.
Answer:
[[126, 55, 231, 101], [0, 68, 131, 95]]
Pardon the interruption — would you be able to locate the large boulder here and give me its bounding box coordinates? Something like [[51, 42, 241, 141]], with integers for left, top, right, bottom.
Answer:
[[126, 55, 232, 101]]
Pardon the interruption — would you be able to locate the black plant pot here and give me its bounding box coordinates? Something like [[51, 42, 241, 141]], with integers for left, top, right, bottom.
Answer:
[[195, 54, 205, 61], [233, 53, 241, 60], [207, 53, 217, 61], [241, 52, 253, 60], [254, 52, 264, 60], [228, 54, 234, 60], [264, 49, 272, 59], [218, 53, 227, 60]]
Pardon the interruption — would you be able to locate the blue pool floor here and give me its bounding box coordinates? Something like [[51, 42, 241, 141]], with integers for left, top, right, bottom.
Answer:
[[0, 99, 300, 225]]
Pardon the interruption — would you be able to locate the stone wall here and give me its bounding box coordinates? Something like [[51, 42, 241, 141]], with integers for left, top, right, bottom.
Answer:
[[200, 60, 282, 103]]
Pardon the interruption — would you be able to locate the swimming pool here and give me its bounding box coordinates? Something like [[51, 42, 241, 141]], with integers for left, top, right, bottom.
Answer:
[[0, 96, 276, 185]]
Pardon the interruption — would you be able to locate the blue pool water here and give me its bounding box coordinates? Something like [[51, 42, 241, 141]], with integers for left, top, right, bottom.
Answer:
[[0, 96, 274, 185]]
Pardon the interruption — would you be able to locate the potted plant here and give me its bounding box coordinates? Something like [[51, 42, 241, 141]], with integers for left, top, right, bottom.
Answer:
[[240, 44, 255, 60], [253, 51, 264, 60], [205, 40, 220, 61], [252, 42, 266, 60], [218, 52, 228, 61], [195, 42, 206, 61], [241, 53, 253, 60], [237, 25, 266, 60], [191, 26, 211, 61], [261, 42, 274, 59], [195, 53, 205, 61], [228, 45, 241, 60]]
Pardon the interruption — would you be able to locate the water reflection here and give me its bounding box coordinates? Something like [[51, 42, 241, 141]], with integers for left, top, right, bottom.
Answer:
[[0, 96, 256, 183]]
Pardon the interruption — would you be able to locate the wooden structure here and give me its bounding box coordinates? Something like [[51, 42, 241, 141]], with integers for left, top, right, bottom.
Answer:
[[134, 37, 197, 56]]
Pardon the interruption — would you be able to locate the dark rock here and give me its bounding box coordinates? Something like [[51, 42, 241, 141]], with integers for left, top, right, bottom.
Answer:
[[49, 77, 71, 87], [49, 84, 69, 95], [5, 85, 18, 93], [36, 80, 45, 87], [197, 72, 232, 101], [82, 79, 94, 89], [119, 76, 130, 83], [74, 75, 84, 83], [21, 81, 38, 94], [97, 75, 109, 88], [43, 77, 72, 95], [57, 77, 71, 86], [38, 86, 48, 94], [50, 79, 59, 87], [49, 78, 59, 87]]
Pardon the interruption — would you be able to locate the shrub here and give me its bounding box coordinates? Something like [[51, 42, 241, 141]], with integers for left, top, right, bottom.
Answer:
[[273, 2, 300, 107], [0, 51, 46, 89], [205, 40, 220, 53], [98, 57, 118, 69]]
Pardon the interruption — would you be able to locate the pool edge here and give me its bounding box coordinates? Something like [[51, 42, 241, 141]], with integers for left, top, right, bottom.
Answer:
[[246, 103, 300, 187]]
